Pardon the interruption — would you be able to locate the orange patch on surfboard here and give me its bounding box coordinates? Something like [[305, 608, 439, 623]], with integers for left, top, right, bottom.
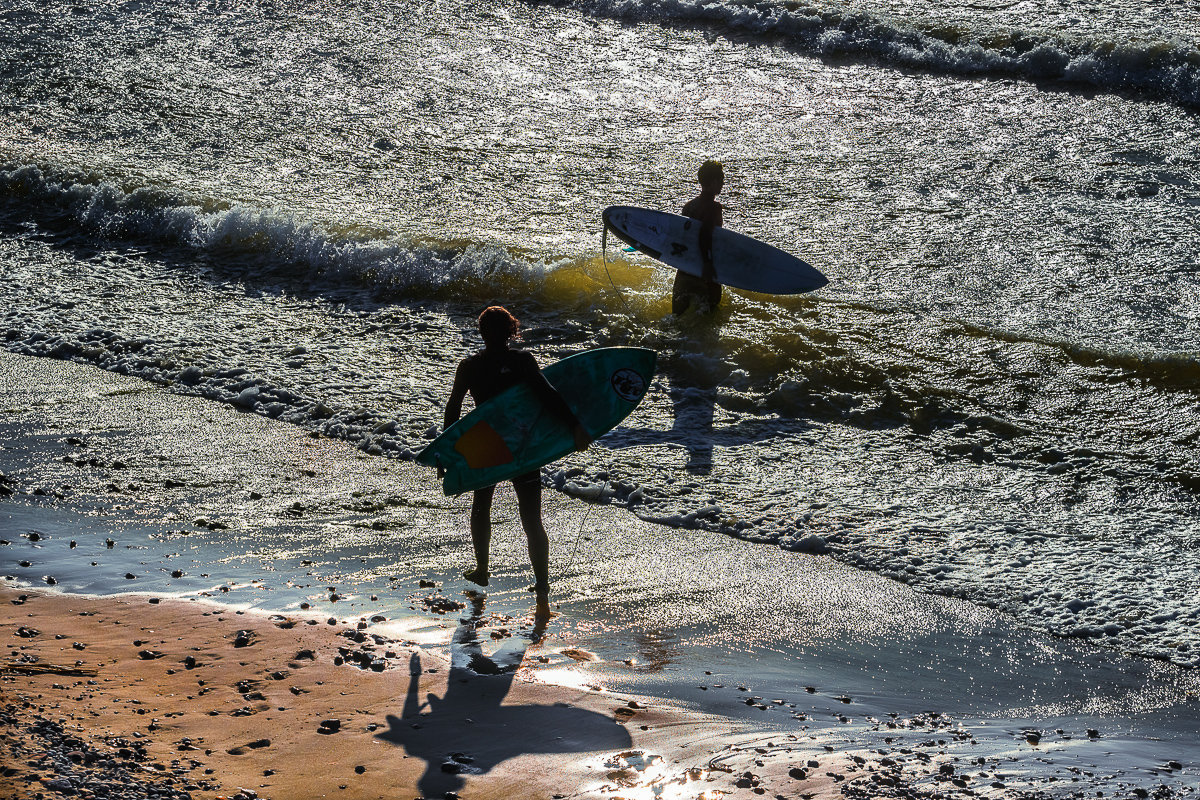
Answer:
[[453, 420, 514, 469]]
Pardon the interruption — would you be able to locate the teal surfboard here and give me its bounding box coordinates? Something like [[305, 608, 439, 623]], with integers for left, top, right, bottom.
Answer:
[[417, 347, 656, 496]]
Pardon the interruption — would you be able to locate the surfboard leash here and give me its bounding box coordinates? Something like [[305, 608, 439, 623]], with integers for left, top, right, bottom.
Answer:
[[600, 225, 636, 318], [562, 477, 607, 575], [563, 501, 593, 575]]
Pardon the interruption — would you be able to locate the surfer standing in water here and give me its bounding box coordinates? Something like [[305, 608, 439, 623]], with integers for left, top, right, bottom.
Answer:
[[673, 159, 725, 315], [443, 306, 592, 600]]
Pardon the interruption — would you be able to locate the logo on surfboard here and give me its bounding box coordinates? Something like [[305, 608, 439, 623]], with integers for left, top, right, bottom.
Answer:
[[610, 369, 646, 402]]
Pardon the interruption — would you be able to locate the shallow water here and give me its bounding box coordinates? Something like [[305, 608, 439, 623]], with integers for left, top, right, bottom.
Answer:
[[2, 0, 1198, 674], [3, 351, 1200, 797]]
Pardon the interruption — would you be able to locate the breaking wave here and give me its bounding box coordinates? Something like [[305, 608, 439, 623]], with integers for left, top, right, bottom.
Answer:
[[549, 0, 1200, 107], [0, 163, 548, 300]]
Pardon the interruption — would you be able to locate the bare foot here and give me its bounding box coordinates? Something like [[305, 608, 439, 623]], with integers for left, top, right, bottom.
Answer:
[[463, 567, 489, 587], [533, 595, 557, 625]]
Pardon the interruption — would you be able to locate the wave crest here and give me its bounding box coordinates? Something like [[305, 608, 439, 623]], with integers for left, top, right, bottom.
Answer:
[[552, 0, 1200, 106], [0, 163, 547, 299]]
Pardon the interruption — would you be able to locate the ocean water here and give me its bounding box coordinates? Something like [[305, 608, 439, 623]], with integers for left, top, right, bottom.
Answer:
[[2, 0, 1199, 675]]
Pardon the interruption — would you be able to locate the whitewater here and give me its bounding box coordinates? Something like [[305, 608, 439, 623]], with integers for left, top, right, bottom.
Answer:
[[2, 0, 1199, 677]]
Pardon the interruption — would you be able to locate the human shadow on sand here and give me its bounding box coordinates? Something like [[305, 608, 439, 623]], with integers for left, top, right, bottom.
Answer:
[[376, 594, 631, 798]]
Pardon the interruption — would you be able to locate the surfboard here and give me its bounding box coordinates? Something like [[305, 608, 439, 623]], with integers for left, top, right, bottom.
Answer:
[[416, 347, 656, 496], [602, 205, 828, 295]]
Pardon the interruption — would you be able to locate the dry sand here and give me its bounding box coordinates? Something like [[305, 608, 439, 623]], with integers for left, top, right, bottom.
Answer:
[[2, 585, 860, 800]]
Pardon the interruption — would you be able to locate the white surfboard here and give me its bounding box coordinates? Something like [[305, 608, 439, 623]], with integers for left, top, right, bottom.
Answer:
[[602, 205, 828, 295]]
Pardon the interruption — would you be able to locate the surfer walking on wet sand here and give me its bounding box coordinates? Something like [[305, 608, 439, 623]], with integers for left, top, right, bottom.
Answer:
[[442, 306, 592, 599], [673, 159, 725, 315]]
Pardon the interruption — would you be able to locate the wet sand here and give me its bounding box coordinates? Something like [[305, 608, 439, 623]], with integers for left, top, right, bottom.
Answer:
[[1, 585, 861, 800], [3, 351, 1199, 799]]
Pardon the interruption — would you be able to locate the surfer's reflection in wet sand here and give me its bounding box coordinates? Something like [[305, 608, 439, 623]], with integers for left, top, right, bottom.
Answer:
[[377, 593, 630, 798], [609, 317, 731, 475]]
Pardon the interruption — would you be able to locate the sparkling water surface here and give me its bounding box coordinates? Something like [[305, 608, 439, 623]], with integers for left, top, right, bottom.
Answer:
[[2, 0, 1198, 671]]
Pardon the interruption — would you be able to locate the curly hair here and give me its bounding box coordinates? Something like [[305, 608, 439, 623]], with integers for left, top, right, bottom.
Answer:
[[477, 305, 520, 345]]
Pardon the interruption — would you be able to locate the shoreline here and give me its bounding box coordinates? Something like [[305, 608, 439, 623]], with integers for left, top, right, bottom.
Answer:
[[7, 582, 1197, 800], [3, 351, 1200, 799], [2, 584, 848, 800]]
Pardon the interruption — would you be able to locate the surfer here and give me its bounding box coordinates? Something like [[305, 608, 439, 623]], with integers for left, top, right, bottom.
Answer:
[[673, 160, 725, 315], [443, 306, 592, 598]]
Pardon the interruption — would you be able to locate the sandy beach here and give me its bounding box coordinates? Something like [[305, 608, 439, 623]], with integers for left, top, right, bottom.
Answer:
[[5, 0, 1200, 793], [3, 352, 1199, 800], [5, 585, 821, 800]]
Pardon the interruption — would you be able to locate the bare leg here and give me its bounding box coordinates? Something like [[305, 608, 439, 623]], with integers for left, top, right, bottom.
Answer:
[[465, 485, 494, 586], [513, 473, 549, 594]]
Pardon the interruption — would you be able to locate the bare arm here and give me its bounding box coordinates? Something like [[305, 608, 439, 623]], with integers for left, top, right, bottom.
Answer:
[[699, 221, 716, 282], [443, 361, 469, 431], [522, 355, 593, 451], [685, 198, 723, 283]]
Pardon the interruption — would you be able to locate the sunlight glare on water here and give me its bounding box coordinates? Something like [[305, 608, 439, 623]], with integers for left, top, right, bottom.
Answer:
[[1, 0, 1198, 671]]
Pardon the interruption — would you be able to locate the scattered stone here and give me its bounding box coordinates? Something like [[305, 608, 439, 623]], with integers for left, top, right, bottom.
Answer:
[[422, 594, 465, 614]]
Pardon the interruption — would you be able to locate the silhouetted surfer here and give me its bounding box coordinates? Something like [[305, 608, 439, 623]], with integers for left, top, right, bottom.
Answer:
[[443, 306, 591, 600], [673, 160, 725, 315]]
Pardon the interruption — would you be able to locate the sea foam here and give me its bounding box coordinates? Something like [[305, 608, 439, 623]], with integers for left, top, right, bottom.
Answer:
[[556, 0, 1200, 107], [0, 163, 545, 299]]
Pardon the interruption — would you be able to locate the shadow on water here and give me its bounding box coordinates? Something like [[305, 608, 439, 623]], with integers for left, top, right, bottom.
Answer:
[[376, 593, 631, 798], [656, 308, 726, 475], [616, 308, 793, 474], [668, 382, 717, 475]]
